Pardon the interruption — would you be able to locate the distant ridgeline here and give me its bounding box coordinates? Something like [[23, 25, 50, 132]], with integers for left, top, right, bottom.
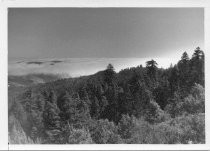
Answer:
[[8, 73, 64, 87], [9, 47, 205, 144]]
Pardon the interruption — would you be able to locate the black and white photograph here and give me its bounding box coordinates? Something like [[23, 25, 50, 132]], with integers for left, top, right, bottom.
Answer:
[[7, 7, 205, 145]]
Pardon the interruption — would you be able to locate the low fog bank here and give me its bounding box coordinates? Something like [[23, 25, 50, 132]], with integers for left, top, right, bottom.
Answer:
[[8, 58, 180, 77]]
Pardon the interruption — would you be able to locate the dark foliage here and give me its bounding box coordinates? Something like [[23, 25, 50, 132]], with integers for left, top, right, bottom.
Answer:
[[8, 47, 205, 144]]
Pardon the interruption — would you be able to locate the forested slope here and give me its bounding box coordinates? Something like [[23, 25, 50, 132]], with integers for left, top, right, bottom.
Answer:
[[9, 47, 205, 144]]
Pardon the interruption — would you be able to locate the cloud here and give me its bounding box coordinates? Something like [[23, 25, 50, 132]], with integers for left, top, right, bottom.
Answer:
[[49, 60, 63, 64], [26, 61, 44, 65]]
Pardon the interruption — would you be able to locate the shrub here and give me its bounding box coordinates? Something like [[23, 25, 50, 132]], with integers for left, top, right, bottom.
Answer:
[[144, 100, 170, 123], [180, 84, 204, 114], [118, 114, 137, 139], [118, 115, 157, 144], [89, 119, 122, 144], [152, 113, 205, 144], [9, 115, 42, 144], [68, 128, 93, 144], [125, 118, 156, 144], [165, 84, 205, 117], [153, 122, 182, 144], [169, 113, 205, 143]]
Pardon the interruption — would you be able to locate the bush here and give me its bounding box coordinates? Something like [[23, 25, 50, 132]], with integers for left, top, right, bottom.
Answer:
[[68, 128, 93, 144], [117, 113, 205, 144], [144, 100, 170, 123], [153, 122, 182, 144], [152, 113, 205, 144], [89, 119, 122, 144], [118, 115, 158, 144], [9, 115, 42, 144], [180, 84, 205, 114], [169, 113, 205, 143], [126, 120, 152, 143], [118, 114, 137, 139], [165, 84, 205, 117]]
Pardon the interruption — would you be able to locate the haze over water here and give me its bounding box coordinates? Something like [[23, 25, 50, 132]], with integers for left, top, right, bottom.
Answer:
[[9, 55, 191, 77]]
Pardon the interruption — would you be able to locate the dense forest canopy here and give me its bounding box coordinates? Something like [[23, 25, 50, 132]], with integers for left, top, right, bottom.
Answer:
[[9, 47, 205, 144]]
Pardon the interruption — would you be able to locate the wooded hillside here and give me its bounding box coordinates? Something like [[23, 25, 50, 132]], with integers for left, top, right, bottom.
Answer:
[[8, 47, 205, 144]]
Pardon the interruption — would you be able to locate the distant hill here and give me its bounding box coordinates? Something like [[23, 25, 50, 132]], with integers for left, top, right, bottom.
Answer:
[[8, 73, 64, 87]]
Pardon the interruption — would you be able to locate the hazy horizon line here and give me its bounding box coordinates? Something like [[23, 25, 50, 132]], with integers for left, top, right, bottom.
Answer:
[[8, 57, 183, 77]]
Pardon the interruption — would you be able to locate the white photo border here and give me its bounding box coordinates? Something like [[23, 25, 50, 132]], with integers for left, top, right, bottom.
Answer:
[[0, 0, 210, 150]]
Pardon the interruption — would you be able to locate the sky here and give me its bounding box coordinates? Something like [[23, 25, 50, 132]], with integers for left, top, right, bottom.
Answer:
[[8, 8, 204, 76]]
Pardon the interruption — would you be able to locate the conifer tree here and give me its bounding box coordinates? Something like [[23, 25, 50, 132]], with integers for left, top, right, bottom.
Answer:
[[59, 91, 90, 128], [48, 91, 57, 104], [146, 59, 158, 80], [104, 63, 116, 85], [43, 97, 61, 143], [58, 91, 76, 122], [190, 47, 204, 86], [178, 51, 190, 94], [168, 65, 180, 95], [91, 96, 100, 118]]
